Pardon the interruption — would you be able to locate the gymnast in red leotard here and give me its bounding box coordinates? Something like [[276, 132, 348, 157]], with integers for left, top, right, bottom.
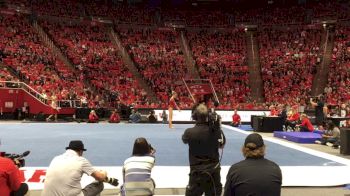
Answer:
[[46, 94, 58, 122], [168, 91, 180, 129]]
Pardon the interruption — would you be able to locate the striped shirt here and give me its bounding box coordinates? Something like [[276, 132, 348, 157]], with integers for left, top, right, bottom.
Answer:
[[122, 155, 155, 196]]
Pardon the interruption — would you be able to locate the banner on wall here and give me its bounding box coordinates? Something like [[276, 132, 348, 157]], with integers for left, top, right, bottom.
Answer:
[[187, 84, 212, 95], [154, 110, 269, 123], [21, 167, 122, 190]]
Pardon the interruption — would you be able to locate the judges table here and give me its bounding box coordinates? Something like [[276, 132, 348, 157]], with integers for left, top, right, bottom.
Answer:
[[327, 117, 350, 127], [251, 115, 283, 133]]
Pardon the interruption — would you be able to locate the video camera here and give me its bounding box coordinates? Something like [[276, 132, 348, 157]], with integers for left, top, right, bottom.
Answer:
[[105, 176, 119, 186], [1, 151, 30, 167], [149, 144, 156, 154], [208, 105, 221, 133]]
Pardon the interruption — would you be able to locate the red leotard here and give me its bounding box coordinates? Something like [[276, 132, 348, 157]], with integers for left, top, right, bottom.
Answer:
[[169, 98, 176, 109], [50, 100, 58, 115]]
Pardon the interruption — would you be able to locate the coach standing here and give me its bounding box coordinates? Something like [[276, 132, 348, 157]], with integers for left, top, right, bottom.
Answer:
[[182, 104, 226, 196], [310, 95, 326, 129]]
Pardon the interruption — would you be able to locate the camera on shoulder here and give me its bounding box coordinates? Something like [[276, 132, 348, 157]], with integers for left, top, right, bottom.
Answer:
[[2, 151, 30, 167], [208, 109, 221, 131]]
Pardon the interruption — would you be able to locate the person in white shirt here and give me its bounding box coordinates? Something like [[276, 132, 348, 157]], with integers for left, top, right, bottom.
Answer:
[[42, 140, 117, 196]]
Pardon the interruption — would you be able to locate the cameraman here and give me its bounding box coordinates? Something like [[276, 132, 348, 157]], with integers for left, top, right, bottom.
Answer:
[[182, 103, 226, 196], [310, 95, 326, 129], [0, 155, 28, 196], [42, 140, 118, 196]]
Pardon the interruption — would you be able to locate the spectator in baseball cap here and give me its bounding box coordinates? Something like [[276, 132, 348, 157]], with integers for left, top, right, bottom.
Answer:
[[224, 133, 282, 196]]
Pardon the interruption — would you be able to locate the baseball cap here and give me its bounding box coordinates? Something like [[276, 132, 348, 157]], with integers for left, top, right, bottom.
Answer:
[[244, 133, 264, 149]]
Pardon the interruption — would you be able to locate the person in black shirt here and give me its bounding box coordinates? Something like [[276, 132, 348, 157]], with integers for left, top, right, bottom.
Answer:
[[148, 110, 157, 123], [278, 104, 287, 130], [182, 104, 226, 196], [224, 133, 282, 196], [310, 95, 325, 129]]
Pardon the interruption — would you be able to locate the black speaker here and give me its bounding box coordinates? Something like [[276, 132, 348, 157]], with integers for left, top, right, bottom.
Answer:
[[340, 128, 350, 155], [251, 116, 262, 132]]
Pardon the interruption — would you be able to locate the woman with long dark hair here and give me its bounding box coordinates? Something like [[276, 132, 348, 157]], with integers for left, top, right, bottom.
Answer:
[[121, 137, 156, 196]]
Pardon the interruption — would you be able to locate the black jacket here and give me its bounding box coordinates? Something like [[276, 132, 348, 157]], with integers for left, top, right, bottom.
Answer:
[[182, 122, 225, 171], [224, 157, 282, 196]]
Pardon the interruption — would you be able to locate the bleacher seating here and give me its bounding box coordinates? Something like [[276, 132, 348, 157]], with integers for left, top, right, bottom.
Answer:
[[119, 28, 192, 109], [258, 27, 323, 105], [41, 21, 147, 106], [326, 27, 350, 104], [0, 0, 349, 110], [0, 14, 86, 101], [187, 30, 250, 109]]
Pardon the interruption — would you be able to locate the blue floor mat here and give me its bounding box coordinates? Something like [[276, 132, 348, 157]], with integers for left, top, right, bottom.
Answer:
[[0, 123, 343, 167], [237, 124, 253, 131]]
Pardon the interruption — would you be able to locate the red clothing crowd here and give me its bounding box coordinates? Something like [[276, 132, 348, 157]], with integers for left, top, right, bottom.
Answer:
[[41, 22, 147, 106], [258, 27, 322, 105], [120, 29, 192, 108], [0, 15, 86, 101], [187, 30, 250, 108], [326, 27, 350, 105]]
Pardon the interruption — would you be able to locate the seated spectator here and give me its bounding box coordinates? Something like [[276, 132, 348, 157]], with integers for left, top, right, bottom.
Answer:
[[269, 105, 279, 116], [121, 137, 155, 196], [339, 103, 347, 127], [148, 110, 157, 123], [285, 105, 300, 131], [129, 109, 141, 123], [109, 110, 120, 123], [88, 110, 99, 123], [296, 114, 314, 132], [315, 121, 340, 148], [161, 110, 168, 124], [231, 109, 241, 127], [224, 133, 282, 196]]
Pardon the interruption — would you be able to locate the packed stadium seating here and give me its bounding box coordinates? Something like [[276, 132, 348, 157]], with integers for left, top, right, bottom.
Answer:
[[162, 10, 230, 27], [258, 27, 323, 105], [326, 27, 350, 105], [187, 30, 250, 109], [0, 67, 15, 85], [40, 21, 148, 106], [0, 14, 86, 101], [85, 2, 156, 25], [1, 0, 350, 110], [119, 28, 193, 108]]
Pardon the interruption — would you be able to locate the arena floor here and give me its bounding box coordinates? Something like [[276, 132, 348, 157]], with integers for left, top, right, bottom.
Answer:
[[0, 122, 350, 195]]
